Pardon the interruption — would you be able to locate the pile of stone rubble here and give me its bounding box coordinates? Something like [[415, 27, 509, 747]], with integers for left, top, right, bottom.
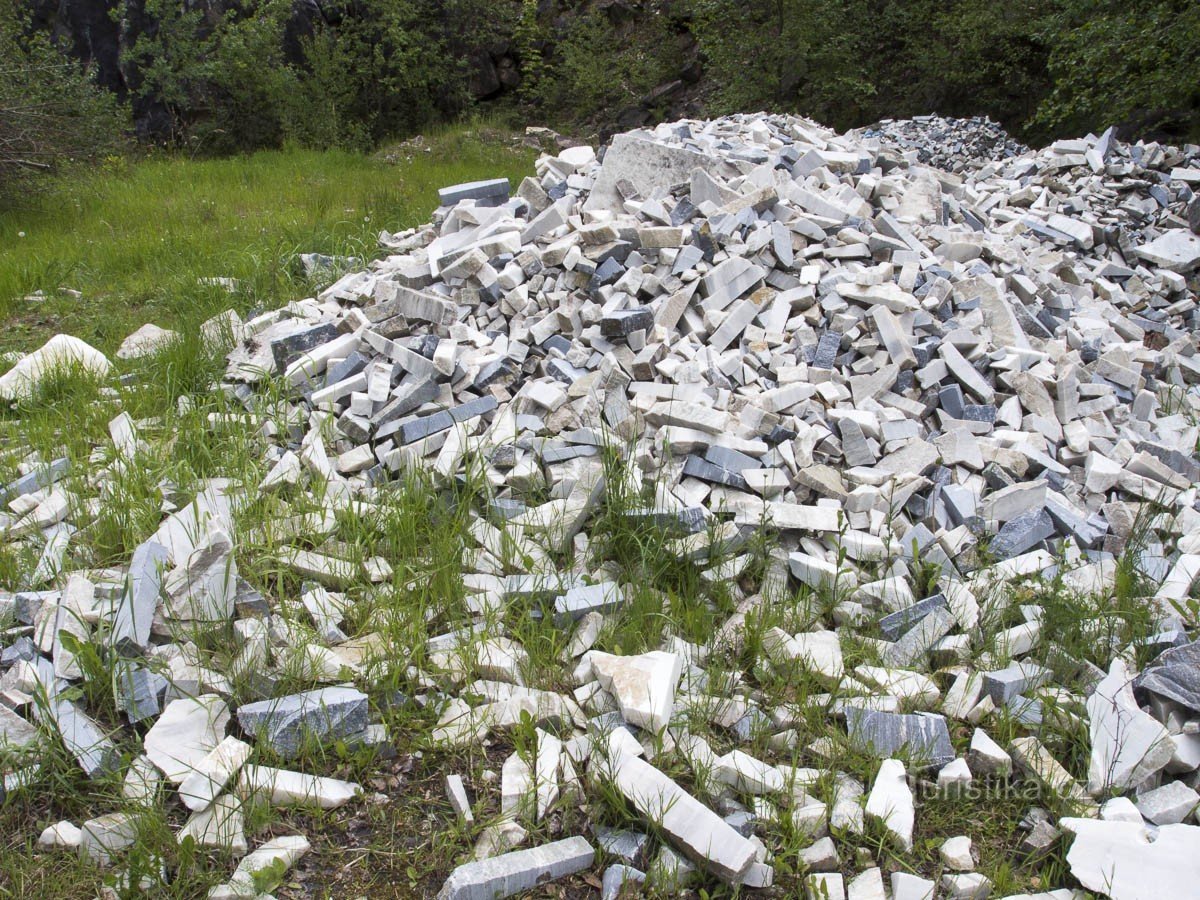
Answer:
[[3, 112, 1200, 899], [860, 115, 1031, 173]]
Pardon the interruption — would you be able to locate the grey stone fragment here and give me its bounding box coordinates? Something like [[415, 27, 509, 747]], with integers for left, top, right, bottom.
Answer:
[[438, 178, 510, 207], [988, 508, 1055, 560], [0, 456, 69, 505], [584, 133, 722, 213], [236, 687, 369, 758], [436, 835, 594, 899], [938, 384, 965, 418], [1, 636, 37, 665], [1138, 640, 1200, 712], [704, 445, 760, 473], [594, 825, 649, 866], [110, 539, 170, 654], [883, 607, 954, 667], [554, 582, 623, 625], [879, 595, 948, 641], [270, 323, 340, 372], [116, 663, 168, 723], [601, 308, 654, 338], [398, 410, 454, 444], [47, 698, 120, 779], [845, 708, 954, 768], [812, 333, 841, 369], [624, 507, 706, 534], [374, 380, 440, 430], [0, 704, 38, 750], [839, 419, 877, 466], [682, 455, 748, 490], [601, 864, 646, 900], [982, 662, 1050, 704]]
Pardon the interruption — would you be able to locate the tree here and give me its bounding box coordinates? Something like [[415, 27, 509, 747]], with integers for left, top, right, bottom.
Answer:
[[1033, 0, 1200, 141], [0, 0, 128, 196]]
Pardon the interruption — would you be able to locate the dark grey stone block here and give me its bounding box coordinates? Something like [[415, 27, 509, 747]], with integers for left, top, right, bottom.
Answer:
[[236, 686, 369, 758], [682, 454, 748, 491], [988, 507, 1055, 560], [845, 707, 954, 768], [270, 323, 340, 372], [437, 178, 510, 207], [116, 662, 168, 723], [938, 384, 965, 418], [1138, 640, 1200, 712], [703, 445, 761, 473], [878, 594, 948, 641], [601, 308, 654, 339]]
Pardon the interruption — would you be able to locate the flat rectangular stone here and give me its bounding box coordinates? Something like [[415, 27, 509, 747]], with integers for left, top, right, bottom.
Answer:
[[607, 740, 756, 883], [436, 836, 594, 899], [845, 708, 954, 768], [438, 178, 510, 207]]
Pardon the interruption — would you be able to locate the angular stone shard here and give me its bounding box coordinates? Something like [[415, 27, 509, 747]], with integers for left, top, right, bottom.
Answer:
[[144, 694, 230, 784], [436, 836, 594, 900], [1087, 658, 1174, 795], [236, 686, 369, 758], [865, 758, 914, 852], [1060, 818, 1200, 900], [590, 651, 682, 732], [604, 735, 756, 883], [845, 708, 955, 768]]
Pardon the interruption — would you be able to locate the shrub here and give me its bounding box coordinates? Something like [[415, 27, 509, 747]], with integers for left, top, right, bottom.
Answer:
[[0, 0, 128, 197]]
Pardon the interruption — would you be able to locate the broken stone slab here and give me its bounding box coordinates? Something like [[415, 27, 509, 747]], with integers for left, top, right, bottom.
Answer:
[[846, 708, 955, 768], [79, 811, 139, 865], [238, 764, 362, 809], [1134, 780, 1199, 825], [0, 702, 38, 751], [178, 736, 252, 812], [438, 178, 511, 208], [110, 539, 170, 654], [1135, 229, 1200, 273], [0, 334, 111, 403], [446, 774, 474, 824], [865, 758, 914, 852], [601, 864, 646, 900], [436, 835, 594, 900], [1009, 736, 1095, 814], [1087, 657, 1174, 795], [46, 697, 120, 779], [179, 793, 248, 855], [144, 694, 230, 784], [208, 834, 310, 899], [1137, 639, 1200, 712], [883, 606, 955, 668], [117, 323, 180, 359], [584, 133, 722, 213], [590, 650, 682, 732], [236, 686, 368, 758], [878, 594, 948, 641], [604, 732, 756, 882], [1060, 817, 1200, 900]]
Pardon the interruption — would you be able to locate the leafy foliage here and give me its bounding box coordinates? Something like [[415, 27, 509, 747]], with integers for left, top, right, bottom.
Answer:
[[0, 0, 128, 195], [1033, 0, 1200, 140]]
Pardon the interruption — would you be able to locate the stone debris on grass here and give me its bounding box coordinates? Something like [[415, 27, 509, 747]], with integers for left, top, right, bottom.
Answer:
[[1, 110, 1200, 896]]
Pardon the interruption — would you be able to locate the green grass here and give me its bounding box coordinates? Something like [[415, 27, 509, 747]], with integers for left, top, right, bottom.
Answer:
[[0, 121, 535, 356]]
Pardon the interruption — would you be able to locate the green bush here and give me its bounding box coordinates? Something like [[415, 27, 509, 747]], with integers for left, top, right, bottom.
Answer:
[[0, 0, 128, 197], [1033, 0, 1200, 142]]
